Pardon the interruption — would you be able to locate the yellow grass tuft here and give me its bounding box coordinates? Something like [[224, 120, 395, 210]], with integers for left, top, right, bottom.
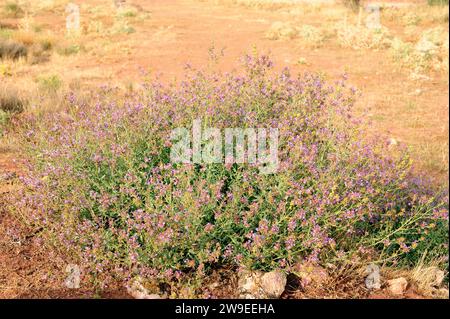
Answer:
[[335, 21, 392, 50], [265, 21, 298, 40], [266, 22, 327, 47]]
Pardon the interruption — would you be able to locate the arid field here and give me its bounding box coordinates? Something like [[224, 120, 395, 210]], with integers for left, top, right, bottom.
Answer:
[[0, 0, 448, 299]]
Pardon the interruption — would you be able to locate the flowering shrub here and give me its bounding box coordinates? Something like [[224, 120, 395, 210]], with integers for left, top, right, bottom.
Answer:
[[12, 55, 448, 290]]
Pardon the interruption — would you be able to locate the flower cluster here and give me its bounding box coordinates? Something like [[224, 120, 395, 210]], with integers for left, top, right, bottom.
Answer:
[[12, 54, 448, 289]]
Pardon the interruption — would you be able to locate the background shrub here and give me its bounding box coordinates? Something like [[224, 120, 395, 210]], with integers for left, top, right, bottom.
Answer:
[[2, 1, 24, 18], [343, 0, 360, 12], [0, 109, 11, 136], [428, 0, 449, 6], [0, 26, 14, 40], [37, 74, 62, 93], [0, 39, 27, 60], [57, 44, 81, 56], [0, 87, 25, 113]]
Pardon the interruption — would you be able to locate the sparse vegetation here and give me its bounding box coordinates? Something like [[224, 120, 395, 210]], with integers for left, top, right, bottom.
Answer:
[[391, 26, 449, 73], [336, 22, 392, 50], [0, 86, 24, 113], [0, 39, 27, 60], [0, 109, 11, 136], [57, 43, 81, 56], [297, 24, 327, 48], [428, 0, 449, 6], [3, 1, 24, 18], [111, 20, 136, 34], [343, 0, 360, 12], [12, 30, 36, 46], [0, 26, 14, 40], [37, 74, 62, 93], [39, 37, 53, 51], [116, 6, 139, 18], [214, 0, 298, 10], [266, 21, 298, 40], [266, 22, 326, 47], [0, 85, 24, 136]]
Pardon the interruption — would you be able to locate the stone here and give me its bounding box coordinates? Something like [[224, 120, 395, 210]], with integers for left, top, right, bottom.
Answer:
[[260, 270, 287, 298], [64, 264, 80, 289], [365, 263, 381, 290], [237, 269, 264, 299], [426, 266, 445, 287], [387, 277, 408, 295], [237, 269, 287, 299], [388, 138, 398, 146], [415, 39, 438, 54], [433, 270, 445, 287], [126, 278, 162, 299]]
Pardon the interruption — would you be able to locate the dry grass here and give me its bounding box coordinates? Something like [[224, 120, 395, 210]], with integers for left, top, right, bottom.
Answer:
[[384, 3, 449, 26], [266, 21, 327, 48], [11, 29, 36, 46], [0, 39, 27, 60], [298, 24, 327, 47], [287, 262, 370, 299], [382, 252, 449, 299], [210, 0, 302, 10], [335, 21, 392, 50], [1, 31, 57, 66], [30, 0, 70, 13], [265, 21, 298, 40], [2, 1, 24, 18], [390, 26, 449, 73], [0, 85, 25, 113]]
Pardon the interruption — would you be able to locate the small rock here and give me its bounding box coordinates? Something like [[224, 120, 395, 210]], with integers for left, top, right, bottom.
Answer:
[[64, 264, 81, 289], [126, 278, 162, 299], [387, 277, 408, 295], [365, 263, 381, 290], [237, 269, 264, 299], [209, 281, 220, 290], [433, 271, 445, 287], [388, 138, 398, 146], [415, 39, 438, 54], [238, 269, 287, 299], [426, 266, 445, 287], [260, 270, 287, 298]]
